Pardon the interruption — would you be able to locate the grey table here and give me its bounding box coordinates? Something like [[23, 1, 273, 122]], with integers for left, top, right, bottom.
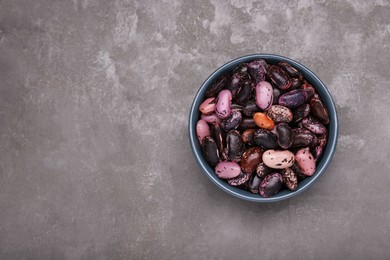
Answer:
[[1, 1, 389, 259]]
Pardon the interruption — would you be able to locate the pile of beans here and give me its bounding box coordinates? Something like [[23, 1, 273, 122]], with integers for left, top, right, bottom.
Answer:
[[196, 59, 329, 197]]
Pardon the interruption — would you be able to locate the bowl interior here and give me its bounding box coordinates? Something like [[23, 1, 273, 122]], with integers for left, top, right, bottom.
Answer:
[[189, 54, 338, 202]]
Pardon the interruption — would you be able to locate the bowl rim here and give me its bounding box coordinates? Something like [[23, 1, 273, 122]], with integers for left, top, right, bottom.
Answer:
[[188, 53, 338, 202]]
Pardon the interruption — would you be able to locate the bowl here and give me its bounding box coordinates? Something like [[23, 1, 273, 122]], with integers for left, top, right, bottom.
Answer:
[[188, 54, 338, 202]]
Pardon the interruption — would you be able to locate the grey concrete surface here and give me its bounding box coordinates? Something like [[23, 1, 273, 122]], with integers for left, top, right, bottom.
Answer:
[[0, 0, 390, 259]]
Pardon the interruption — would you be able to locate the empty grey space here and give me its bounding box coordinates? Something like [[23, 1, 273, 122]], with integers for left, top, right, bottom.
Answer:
[[0, 0, 389, 259]]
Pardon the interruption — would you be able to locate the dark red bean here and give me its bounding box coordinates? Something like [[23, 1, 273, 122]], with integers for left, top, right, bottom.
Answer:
[[240, 147, 264, 174]]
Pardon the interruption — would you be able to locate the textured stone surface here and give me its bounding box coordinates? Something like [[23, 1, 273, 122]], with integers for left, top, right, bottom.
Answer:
[[1, 0, 390, 259]]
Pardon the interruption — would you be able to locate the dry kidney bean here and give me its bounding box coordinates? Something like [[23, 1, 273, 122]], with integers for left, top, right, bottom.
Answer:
[[277, 61, 302, 79], [227, 171, 251, 186], [292, 103, 310, 124], [248, 60, 268, 83], [197, 59, 329, 197], [240, 147, 264, 174], [255, 81, 273, 110], [202, 136, 220, 167], [256, 162, 273, 179], [295, 147, 316, 176], [226, 130, 246, 162], [291, 128, 318, 148], [267, 105, 293, 124], [238, 118, 257, 130], [196, 119, 210, 144], [254, 129, 278, 150], [199, 97, 216, 114], [221, 110, 242, 131], [210, 123, 226, 160], [259, 173, 283, 197], [216, 90, 232, 119], [253, 112, 275, 130], [241, 129, 255, 145], [278, 89, 313, 108], [310, 94, 330, 125], [290, 77, 302, 90], [242, 100, 261, 116], [236, 80, 254, 104], [267, 65, 292, 90], [281, 168, 298, 191], [248, 174, 262, 193], [276, 123, 293, 149]]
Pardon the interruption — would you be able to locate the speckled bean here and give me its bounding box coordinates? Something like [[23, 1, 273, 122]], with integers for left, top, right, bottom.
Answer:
[[302, 116, 327, 135], [267, 65, 291, 90], [199, 97, 216, 115], [221, 110, 242, 131], [215, 161, 241, 179], [281, 168, 298, 191], [201, 113, 221, 124], [266, 105, 293, 124], [248, 59, 268, 83], [295, 147, 316, 176], [255, 81, 273, 110], [196, 119, 210, 144], [227, 171, 251, 186], [259, 173, 283, 197], [262, 149, 295, 169], [215, 90, 232, 119], [256, 162, 273, 179]]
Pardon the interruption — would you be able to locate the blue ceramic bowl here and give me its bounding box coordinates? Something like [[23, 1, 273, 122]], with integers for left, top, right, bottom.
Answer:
[[189, 54, 338, 202]]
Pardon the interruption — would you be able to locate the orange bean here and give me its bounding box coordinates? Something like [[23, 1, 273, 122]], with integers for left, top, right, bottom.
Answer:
[[253, 112, 275, 130]]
